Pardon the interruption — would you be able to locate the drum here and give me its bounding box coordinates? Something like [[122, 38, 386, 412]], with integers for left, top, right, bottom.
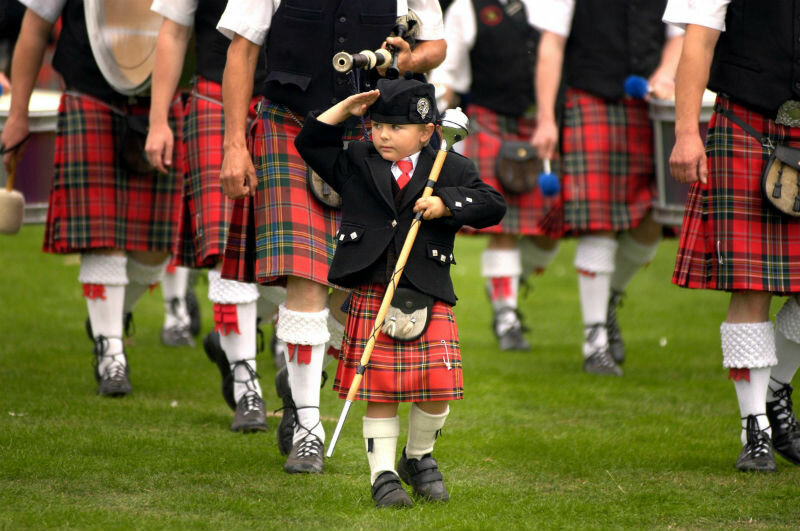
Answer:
[[0, 90, 61, 223], [648, 90, 717, 226], [84, 0, 162, 95]]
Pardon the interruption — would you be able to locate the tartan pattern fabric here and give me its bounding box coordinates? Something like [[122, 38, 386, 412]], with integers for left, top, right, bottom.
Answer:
[[463, 104, 559, 236], [333, 283, 463, 403], [557, 88, 655, 233], [175, 77, 259, 267], [43, 92, 184, 254], [221, 101, 364, 286], [673, 95, 800, 294]]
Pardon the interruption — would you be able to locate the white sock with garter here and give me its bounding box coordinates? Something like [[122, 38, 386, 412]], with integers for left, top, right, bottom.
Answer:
[[574, 236, 618, 356], [124, 257, 168, 315], [161, 265, 190, 329], [406, 404, 449, 460], [771, 298, 800, 398], [79, 254, 128, 373], [610, 231, 660, 293], [364, 416, 400, 485]]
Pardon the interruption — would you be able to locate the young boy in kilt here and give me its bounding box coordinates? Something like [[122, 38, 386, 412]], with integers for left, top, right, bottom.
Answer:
[[432, 0, 562, 352], [295, 77, 506, 507], [1, 0, 185, 396], [531, 0, 683, 375], [666, 0, 800, 472]]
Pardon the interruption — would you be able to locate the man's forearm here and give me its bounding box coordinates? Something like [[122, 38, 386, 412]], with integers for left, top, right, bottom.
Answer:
[[535, 32, 566, 123], [223, 35, 259, 149], [8, 10, 52, 120], [410, 39, 447, 72], [150, 19, 192, 125], [674, 25, 719, 137]]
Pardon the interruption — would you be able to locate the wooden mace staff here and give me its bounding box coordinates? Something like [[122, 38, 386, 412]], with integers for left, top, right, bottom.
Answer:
[[326, 107, 470, 458]]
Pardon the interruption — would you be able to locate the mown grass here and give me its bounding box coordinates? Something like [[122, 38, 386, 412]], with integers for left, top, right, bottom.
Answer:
[[1, 226, 798, 530]]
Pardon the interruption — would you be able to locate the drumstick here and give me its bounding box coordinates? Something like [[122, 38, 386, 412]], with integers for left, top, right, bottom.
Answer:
[[326, 108, 470, 458]]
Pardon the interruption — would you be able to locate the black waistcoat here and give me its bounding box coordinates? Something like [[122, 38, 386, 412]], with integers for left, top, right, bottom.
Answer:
[[195, 0, 267, 95], [564, 0, 666, 100], [52, 0, 118, 102], [709, 0, 800, 117], [264, 0, 396, 115], [469, 0, 539, 116]]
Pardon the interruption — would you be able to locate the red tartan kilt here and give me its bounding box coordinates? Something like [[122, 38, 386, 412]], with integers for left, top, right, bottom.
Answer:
[[175, 77, 259, 268], [462, 105, 560, 237], [555, 88, 655, 234], [673, 96, 800, 294], [222, 101, 363, 286], [333, 284, 464, 403], [44, 92, 184, 254]]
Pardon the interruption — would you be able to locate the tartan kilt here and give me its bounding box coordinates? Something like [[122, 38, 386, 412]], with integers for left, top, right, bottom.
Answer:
[[333, 283, 464, 403], [553, 88, 655, 234], [673, 96, 800, 294], [174, 77, 260, 268], [43, 92, 184, 254], [462, 104, 560, 237], [221, 101, 364, 286]]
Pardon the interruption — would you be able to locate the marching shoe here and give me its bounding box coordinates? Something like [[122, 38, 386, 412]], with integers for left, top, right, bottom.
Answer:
[[606, 290, 625, 365], [766, 382, 800, 465], [371, 471, 414, 508], [93, 336, 132, 397], [202, 331, 236, 410], [397, 448, 449, 502], [735, 415, 777, 472], [583, 346, 623, 376], [494, 307, 531, 352], [275, 367, 296, 456], [161, 324, 195, 347], [284, 432, 324, 474], [231, 391, 268, 433]]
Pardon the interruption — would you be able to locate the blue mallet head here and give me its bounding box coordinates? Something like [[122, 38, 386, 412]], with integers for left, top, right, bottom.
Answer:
[[538, 170, 560, 197], [623, 75, 649, 99]]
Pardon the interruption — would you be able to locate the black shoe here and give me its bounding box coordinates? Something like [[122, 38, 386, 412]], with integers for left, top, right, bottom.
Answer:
[[186, 284, 201, 337], [397, 448, 449, 502], [284, 433, 324, 474], [494, 307, 531, 352], [161, 324, 195, 347], [92, 336, 132, 397], [231, 391, 268, 433], [372, 471, 414, 508], [766, 381, 800, 465], [583, 347, 623, 376], [606, 290, 625, 365], [275, 367, 296, 456], [735, 415, 777, 472], [203, 331, 235, 411]]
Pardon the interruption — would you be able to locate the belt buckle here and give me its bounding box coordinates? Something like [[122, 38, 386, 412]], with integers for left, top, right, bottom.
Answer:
[[775, 100, 800, 127]]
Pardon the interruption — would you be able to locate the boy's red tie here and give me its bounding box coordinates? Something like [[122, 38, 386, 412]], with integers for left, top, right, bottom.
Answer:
[[396, 160, 413, 189]]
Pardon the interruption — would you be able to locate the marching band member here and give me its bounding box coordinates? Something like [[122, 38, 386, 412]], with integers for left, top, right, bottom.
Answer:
[[666, 0, 800, 472], [295, 78, 506, 507], [217, 0, 446, 474], [531, 0, 683, 375], [431, 0, 561, 352], [2, 0, 184, 396]]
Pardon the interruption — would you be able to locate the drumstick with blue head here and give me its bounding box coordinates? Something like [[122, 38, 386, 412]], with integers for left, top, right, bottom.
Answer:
[[538, 158, 560, 197]]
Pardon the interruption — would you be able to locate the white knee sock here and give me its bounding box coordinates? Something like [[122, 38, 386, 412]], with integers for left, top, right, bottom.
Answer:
[[574, 236, 618, 356], [79, 254, 128, 373], [771, 298, 800, 398], [161, 265, 190, 329], [124, 257, 167, 315], [481, 249, 522, 312], [519, 238, 560, 276], [610, 231, 660, 294], [406, 404, 449, 460], [276, 304, 330, 444], [364, 416, 400, 485]]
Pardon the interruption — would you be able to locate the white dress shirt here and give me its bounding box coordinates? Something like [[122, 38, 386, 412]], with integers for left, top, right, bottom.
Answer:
[[151, 0, 198, 27], [662, 0, 730, 31], [529, 0, 683, 38], [19, 0, 66, 24], [391, 151, 422, 182]]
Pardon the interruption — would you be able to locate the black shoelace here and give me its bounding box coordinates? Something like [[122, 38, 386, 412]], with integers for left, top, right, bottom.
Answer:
[[743, 415, 772, 458], [606, 291, 624, 342], [769, 381, 799, 433]]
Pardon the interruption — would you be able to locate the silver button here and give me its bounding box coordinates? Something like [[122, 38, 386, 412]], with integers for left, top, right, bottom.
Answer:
[[455, 201, 462, 208], [350, 231, 358, 239], [432, 249, 438, 257], [391, 220, 397, 227], [339, 234, 345, 241], [466, 197, 473, 202]]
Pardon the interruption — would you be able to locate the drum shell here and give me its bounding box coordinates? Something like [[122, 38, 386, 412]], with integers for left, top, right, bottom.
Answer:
[[649, 92, 716, 226], [0, 90, 60, 223]]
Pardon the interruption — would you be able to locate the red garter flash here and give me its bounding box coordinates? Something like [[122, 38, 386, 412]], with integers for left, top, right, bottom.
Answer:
[[213, 303, 240, 335], [490, 277, 512, 300], [728, 368, 751, 382], [82, 283, 106, 300], [288, 343, 312, 365]]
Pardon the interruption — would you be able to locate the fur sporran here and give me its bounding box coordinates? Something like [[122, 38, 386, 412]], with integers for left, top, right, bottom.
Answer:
[[761, 144, 800, 217], [307, 167, 342, 209], [495, 141, 541, 194], [381, 287, 433, 341]]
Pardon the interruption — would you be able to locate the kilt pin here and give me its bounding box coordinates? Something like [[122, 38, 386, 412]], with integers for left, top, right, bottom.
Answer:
[[541, 88, 655, 236], [333, 284, 464, 403], [463, 104, 560, 237], [221, 101, 365, 286], [674, 95, 800, 295], [44, 92, 184, 254]]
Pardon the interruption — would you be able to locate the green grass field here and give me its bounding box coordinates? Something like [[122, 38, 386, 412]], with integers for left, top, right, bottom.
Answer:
[[1, 226, 798, 530]]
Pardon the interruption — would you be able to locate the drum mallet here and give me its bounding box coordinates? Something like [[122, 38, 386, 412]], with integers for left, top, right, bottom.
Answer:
[[624, 75, 650, 99], [326, 107, 470, 458], [537, 158, 560, 197], [332, 49, 393, 74], [0, 153, 24, 234]]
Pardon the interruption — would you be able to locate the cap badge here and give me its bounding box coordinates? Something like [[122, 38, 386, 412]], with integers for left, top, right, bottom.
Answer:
[[416, 97, 430, 120]]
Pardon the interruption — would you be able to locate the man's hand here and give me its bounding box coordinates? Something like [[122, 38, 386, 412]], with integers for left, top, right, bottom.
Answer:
[[379, 36, 416, 75], [145, 122, 175, 174], [414, 196, 451, 220], [531, 117, 559, 161], [1, 114, 29, 172], [220, 144, 257, 199], [669, 132, 707, 184]]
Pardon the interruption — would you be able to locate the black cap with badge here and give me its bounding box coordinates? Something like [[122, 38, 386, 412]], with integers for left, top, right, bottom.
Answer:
[[370, 72, 438, 125]]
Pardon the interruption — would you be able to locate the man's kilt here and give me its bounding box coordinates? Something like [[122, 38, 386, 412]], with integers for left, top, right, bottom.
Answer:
[[174, 77, 259, 268], [673, 96, 800, 295], [43, 91, 184, 254], [463, 104, 560, 237], [333, 283, 463, 403], [543, 88, 655, 235], [221, 101, 364, 286]]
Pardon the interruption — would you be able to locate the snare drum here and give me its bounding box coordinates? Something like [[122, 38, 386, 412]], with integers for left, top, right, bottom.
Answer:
[[648, 90, 716, 226], [0, 90, 61, 223]]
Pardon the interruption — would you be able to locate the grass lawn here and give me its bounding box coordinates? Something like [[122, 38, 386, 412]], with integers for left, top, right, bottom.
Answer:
[[1, 225, 798, 530]]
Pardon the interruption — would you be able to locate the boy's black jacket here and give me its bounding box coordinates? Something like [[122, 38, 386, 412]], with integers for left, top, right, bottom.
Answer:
[[295, 113, 506, 305]]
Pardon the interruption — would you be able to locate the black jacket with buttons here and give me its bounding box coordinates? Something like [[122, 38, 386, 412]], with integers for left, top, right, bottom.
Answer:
[[295, 114, 507, 306]]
